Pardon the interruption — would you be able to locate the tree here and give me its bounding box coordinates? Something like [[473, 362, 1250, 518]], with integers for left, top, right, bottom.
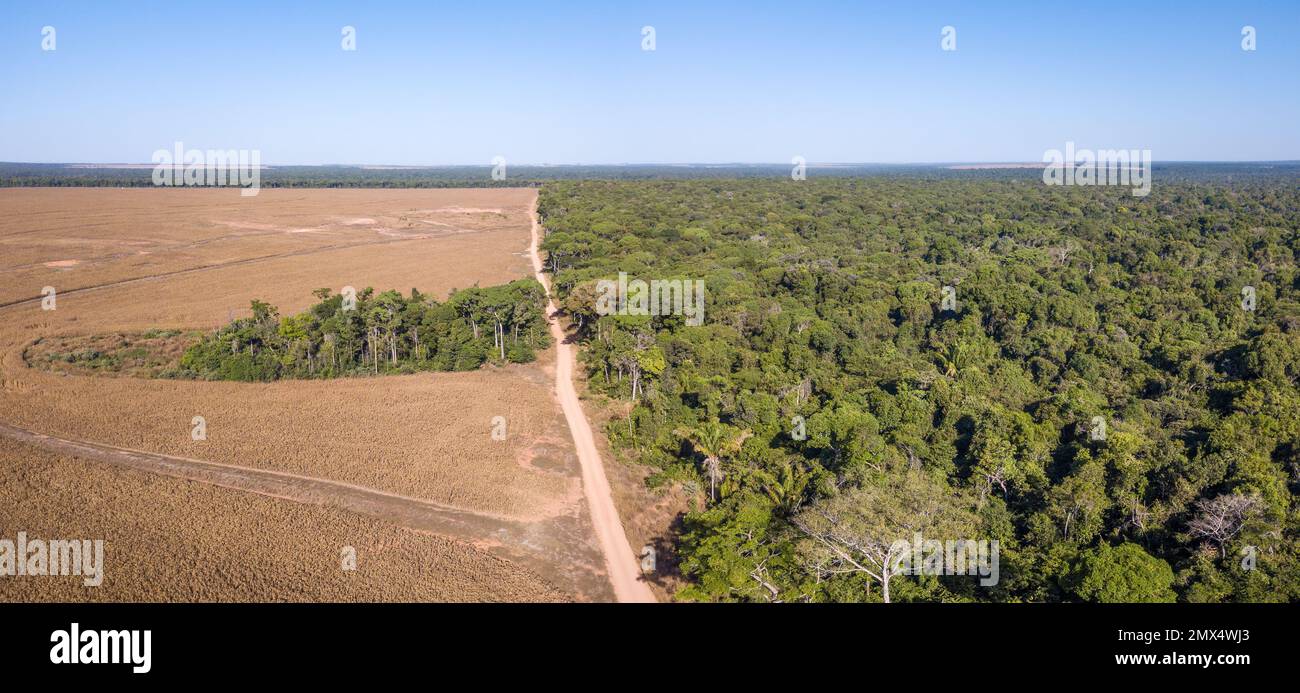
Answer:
[[1046, 452, 1109, 543], [1187, 492, 1262, 558], [560, 280, 603, 335], [752, 460, 813, 514], [676, 421, 751, 503], [677, 495, 803, 603], [805, 402, 885, 473], [1066, 542, 1176, 603], [792, 472, 976, 603], [968, 408, 1049, 499]]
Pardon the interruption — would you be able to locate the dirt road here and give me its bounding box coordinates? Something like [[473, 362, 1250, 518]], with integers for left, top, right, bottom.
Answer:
[[527, 197, 658, 603]]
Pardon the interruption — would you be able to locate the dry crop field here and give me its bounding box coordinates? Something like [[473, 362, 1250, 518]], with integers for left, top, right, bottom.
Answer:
[[0, 436, 568, 602], [0, 187, 612, 602]]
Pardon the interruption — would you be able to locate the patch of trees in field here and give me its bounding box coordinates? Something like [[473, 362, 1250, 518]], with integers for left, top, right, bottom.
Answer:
[[180, 280, 550, 380], [539, 176, 1300, 603]]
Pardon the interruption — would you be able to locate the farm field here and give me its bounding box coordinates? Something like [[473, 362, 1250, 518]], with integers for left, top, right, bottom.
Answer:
[[0, 187, 615, 602], [0, 187, 535, 308], [0, 436, 568, 602]]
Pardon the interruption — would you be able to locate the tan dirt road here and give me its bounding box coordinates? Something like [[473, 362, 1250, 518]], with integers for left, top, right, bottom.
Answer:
[[527, 197, 658, 603]]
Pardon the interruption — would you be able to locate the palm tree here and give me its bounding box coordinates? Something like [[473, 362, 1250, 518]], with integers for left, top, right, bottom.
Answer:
[[938, 341, 964, 378], [753, 460, 813, 514], [676, 421, 751, 503]]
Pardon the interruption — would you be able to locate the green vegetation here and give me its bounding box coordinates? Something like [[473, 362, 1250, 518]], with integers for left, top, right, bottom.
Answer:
[[180, 280, 550, 381], [1065, 542, 1177, 603], [539, 175, 1300, 603], [25, 330, 198, 379]]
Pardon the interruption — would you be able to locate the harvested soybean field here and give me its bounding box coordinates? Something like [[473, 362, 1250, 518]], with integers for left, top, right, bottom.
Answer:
[[0, 187, 614, 602], [0, 436, 568, 602]]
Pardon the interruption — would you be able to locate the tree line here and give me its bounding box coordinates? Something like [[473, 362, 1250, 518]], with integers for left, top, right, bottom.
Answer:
[[179, 280, 550, 381]]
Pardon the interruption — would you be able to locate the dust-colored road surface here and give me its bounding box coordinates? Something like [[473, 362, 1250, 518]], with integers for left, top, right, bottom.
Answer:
[[528, 198, 658, 603]]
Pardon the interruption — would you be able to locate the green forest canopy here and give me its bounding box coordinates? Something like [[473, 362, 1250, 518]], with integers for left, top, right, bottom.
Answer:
[[538, 175, 1300, 603]]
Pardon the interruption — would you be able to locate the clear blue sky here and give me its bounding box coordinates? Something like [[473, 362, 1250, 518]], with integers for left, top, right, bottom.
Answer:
[[1, 0, 1296, 164]]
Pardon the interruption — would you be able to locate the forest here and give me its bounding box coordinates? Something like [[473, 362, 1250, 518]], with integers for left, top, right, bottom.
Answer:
[[179, 280, 550, 381], [538, 173, 1300, 602]]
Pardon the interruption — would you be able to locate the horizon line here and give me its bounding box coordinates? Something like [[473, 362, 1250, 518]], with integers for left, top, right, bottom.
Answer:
[[5, 160, 1300, 168]]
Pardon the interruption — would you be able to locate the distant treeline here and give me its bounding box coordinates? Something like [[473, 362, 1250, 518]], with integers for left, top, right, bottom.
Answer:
[[4, 162, 1297, 188], [180, 280, 550, 381]]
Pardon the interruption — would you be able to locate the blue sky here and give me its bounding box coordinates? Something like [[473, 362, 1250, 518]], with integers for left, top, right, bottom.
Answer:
[[1, 1, 1296, 164]]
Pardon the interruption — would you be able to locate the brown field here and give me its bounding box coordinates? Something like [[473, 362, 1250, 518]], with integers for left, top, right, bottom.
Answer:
[[0, 187, 611, 601], [0, 437, 568, 602], [1, 348, 582, 520], [0, 187, 533, 310]]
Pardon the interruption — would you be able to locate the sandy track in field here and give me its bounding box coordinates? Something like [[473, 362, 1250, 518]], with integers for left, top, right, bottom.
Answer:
[[528, 198, 657, 603]]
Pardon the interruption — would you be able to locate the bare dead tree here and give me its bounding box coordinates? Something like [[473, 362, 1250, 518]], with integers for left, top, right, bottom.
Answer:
[[792, 506, 909, 603], [1187, 492, 1262, 558], [1048, 242, 1074, 265], [792, 472, 975, 603], [748, 553, 782, 603]]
